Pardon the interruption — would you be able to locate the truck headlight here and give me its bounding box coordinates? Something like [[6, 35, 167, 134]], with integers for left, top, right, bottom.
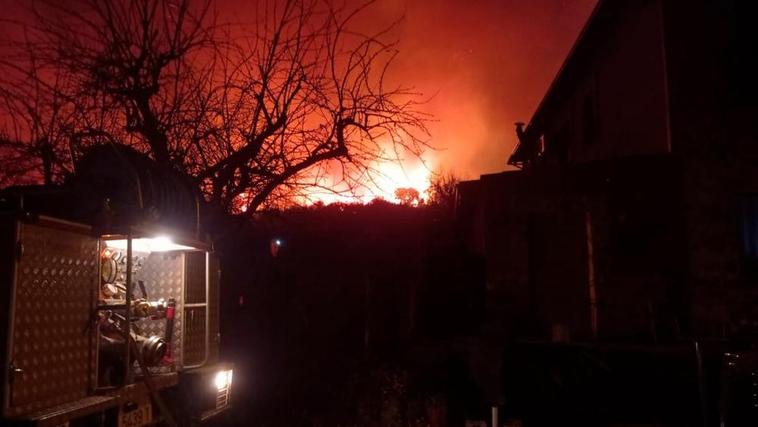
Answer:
[[214, 369, 233, 391]]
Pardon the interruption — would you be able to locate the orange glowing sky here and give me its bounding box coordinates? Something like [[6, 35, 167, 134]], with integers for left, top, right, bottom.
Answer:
[[309, 0, 599, 202], [0, 0, 598, 203], [375, 0, 598, 176], [304, 0, 598, 202]]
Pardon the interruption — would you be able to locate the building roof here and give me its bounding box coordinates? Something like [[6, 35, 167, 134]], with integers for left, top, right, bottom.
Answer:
[[526, 0, 627, 135]]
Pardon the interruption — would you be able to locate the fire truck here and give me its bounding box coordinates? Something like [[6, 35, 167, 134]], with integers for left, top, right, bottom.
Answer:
[[0, 146, 233, 426]]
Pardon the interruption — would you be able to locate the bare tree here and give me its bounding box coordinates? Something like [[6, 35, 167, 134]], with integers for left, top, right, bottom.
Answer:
[[0, 0, 429, 213], [0, 0, 213, 185], [0, 45, 77, 186]]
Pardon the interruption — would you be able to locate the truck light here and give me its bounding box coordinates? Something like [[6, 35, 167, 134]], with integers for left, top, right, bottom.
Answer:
[[105, 236, 194, 252], [214, 370, 233, 391], [270, 238, 282, 257]]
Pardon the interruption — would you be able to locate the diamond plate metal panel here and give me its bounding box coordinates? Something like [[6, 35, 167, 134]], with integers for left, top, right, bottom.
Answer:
[[182, 252, 208, 367], [184, 252, 205, 304], [182, 307, 206, 366], [133, 252, 184, 373], [207, 254, 220, 364], [7, 221, 98, 416]]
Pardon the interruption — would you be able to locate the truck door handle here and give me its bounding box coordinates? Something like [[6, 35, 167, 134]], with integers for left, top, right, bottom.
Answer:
[[9, 363, 24, 382]]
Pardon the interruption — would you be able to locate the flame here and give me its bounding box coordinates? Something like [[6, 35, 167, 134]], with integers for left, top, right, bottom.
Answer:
[[233, 140, 434, 210], [370, 159, 432, 202], [305, 154, 433, 206]]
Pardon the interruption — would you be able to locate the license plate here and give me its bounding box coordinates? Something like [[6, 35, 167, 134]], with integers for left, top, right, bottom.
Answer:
[[119, 401, 152, 427]]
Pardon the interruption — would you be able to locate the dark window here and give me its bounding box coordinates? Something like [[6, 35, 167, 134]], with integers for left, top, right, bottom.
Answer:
[[738, 194, 758, 280], [740, 194, 758, 259]]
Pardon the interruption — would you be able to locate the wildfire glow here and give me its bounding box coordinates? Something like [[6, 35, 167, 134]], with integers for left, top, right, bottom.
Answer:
[[373, 159, 432, 202], [305, 154, 433, 206], [233, 155, 433, 212]]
